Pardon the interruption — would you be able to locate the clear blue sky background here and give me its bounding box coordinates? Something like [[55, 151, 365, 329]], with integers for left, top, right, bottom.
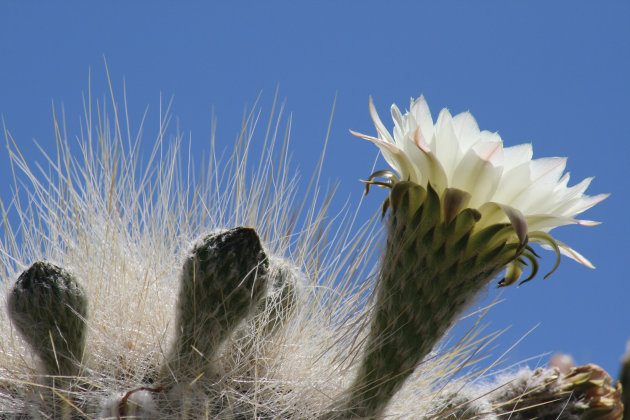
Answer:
[[1, 2, 628, 381]]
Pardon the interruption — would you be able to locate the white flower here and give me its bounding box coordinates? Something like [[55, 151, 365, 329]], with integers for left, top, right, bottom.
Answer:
[[352, 95, 608, 269]]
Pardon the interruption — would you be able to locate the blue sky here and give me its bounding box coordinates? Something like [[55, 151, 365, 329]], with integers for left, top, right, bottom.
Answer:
[[1, 2, 628, 381]]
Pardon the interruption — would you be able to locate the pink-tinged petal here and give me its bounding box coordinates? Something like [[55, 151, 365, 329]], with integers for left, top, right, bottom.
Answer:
[[391, 103, 404, 128], [452, 111, 480, 150], [392, 103, 428, 182], [555, 193, 610, 217], [350, 130, 401, 154], [525, 214, 591, 231], [410, 95, 435, 146], [472, 140, 504, 167], [541, 241, 595, 269], [476, 130, 503, 146], [492, 160, 532, 203], [568, 176, 593, 196], [434, 108, 460, 177], [560, 245, 595, 269], [556, 172, 571, 189], [550, 177, 607, 216], [350, 129, 412, 180], [368, 96, 396, 145], [576, 219, 601, 226], [511, 183, 559, 215], [495, 158, 567, 210], [452, 147, 501, 207], [391, 103, 406, 142], [413, 125, 431, 151], [413, 128, 448, 191], [548, 176, 606, 215], [502, 143, 533, 170], [529, 157, 567, 184]]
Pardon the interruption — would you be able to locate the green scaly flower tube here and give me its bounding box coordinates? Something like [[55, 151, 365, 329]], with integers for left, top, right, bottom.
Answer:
[[331, 181, 537, 419]]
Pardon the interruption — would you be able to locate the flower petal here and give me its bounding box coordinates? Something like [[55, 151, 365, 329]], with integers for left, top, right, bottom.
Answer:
[[498, 203, 528, 245], [476, 202, 527, 244], [541, 241, 595, 269], [368, 96, 396, 145], [413, 128, 448, 192], [350, 129, 413, 180], [525, 214, 596, 232], [452, 147, 502, 208], [452, 111, 480, 150], [356, 94, 607, 265], [434, 108, 460, 177], [410, 95, 434, 145], [503, 143, 533, 170]]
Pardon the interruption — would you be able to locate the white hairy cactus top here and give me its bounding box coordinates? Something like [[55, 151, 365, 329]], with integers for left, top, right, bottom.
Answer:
[[0, 80, 393, 417]]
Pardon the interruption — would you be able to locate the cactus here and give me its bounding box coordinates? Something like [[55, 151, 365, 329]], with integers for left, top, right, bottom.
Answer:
[[0, 80, 622, 419], [255, 258, 302, 338], [224, 257, 304, 381], [7, 261, 88, 378], [6, 261, 89, 417], [163, 227, 269, 383], [489, 364, 623, 419], [425, 363, 624, 420]]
